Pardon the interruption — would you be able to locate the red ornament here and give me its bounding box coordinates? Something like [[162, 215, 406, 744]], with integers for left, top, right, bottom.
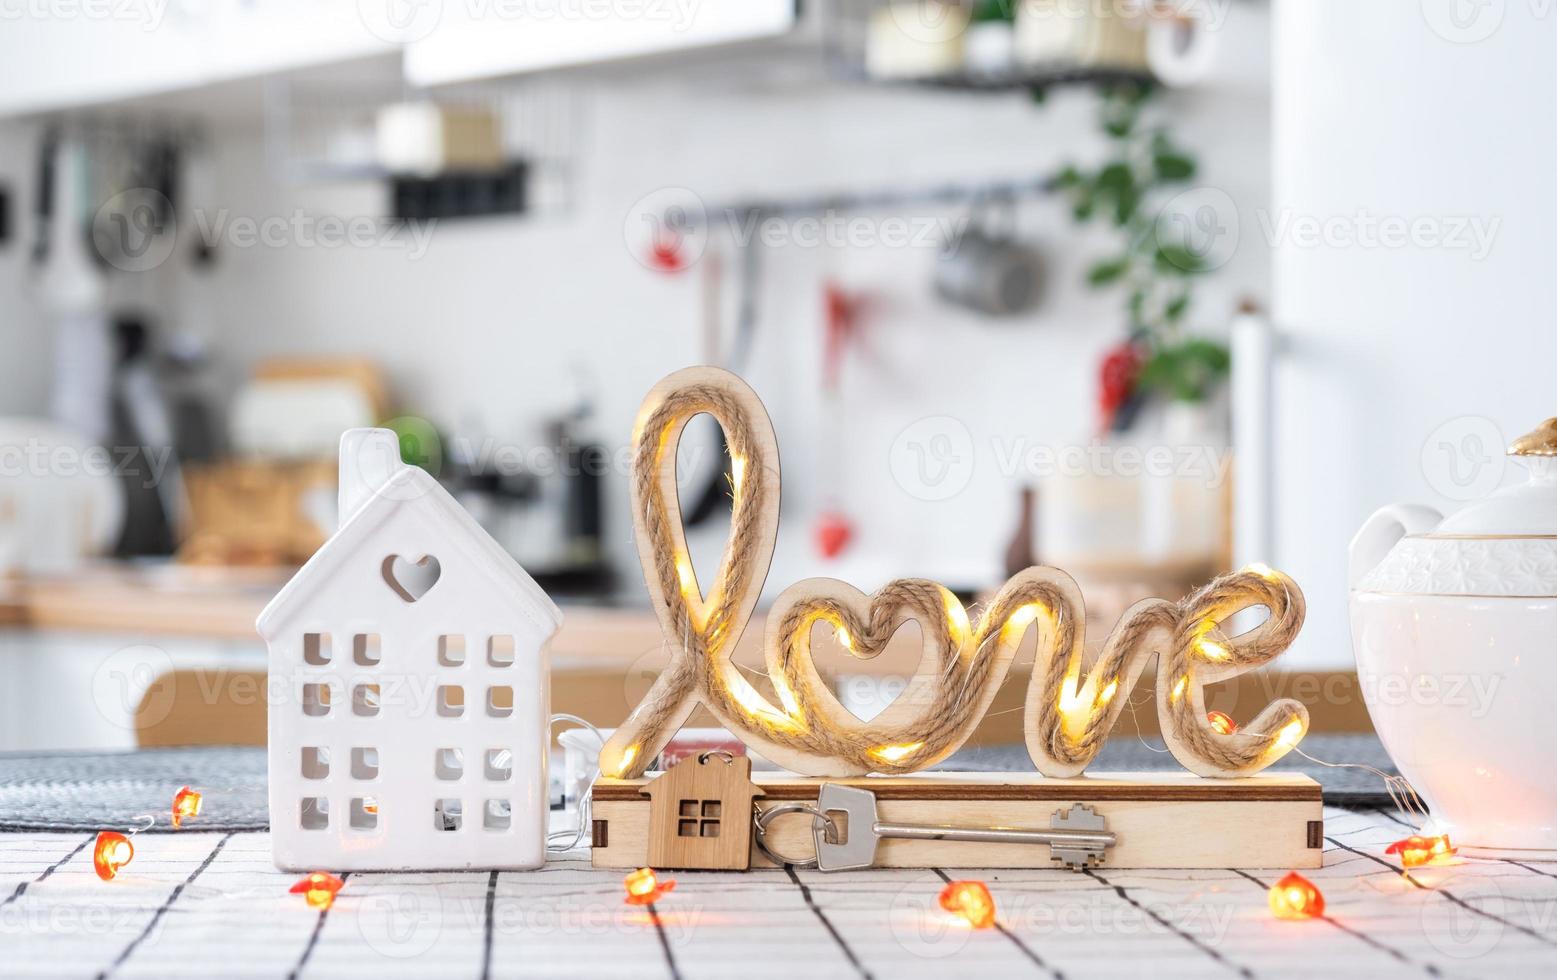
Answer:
[[171, 786, 203, 829], [1097, 342, 1142, 431], [93, 832, 135, 881], [814, 511, 854, 559], [938, 880, 997, 929], [624, 867, 675, 906], [1386, 834, 1456, 868], [290, 872, 345, 910], [1268, 871, 1324, 920]]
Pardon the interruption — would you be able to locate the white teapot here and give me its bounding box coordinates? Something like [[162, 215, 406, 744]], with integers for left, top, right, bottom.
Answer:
[[1350, 419, 1557, 857]]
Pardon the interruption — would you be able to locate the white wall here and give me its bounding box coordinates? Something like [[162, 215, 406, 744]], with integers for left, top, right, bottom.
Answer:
[[0, 3, 1274, 605], [1271, 0, 1557, 667]]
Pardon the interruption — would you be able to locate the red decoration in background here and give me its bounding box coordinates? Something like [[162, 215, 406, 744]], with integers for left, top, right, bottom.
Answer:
[[93, 832, 134, 881], [624, 867, 675, 906], [814, 511, 854, 559], [1206, 711, 1238, 736], [1386, 834, 1456, 868], [171, 786, 203, 829], [938, 880, 997, 929], [648, 237, 686, 273], [290, 872, 345, 910], [1098, 341, 1143, 432], [1268, 872, 1324, 920]]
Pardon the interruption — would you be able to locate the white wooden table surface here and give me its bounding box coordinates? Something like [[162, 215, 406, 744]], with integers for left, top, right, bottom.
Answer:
[[2, 807, 1554, 979]]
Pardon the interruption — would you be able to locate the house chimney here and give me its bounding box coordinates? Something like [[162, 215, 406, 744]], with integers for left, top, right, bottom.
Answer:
[[338, 428, 404, 527]]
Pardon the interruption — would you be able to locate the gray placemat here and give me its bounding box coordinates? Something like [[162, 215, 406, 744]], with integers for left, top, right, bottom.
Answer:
[[0, 746, 268, 832], [944, 732, 1399, 805]]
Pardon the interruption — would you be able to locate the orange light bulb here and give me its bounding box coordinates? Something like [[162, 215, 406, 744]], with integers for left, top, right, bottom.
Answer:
[[171, 786, 203, 829], [938, 880, 997, 929], [623, 867, 675, 906], [289, 872, 345, 909], [1268, 871, 1324, 920], [1386, 834, 1456, 868], [93, 831, 135, 881], [1206, 711, 1238, 735]]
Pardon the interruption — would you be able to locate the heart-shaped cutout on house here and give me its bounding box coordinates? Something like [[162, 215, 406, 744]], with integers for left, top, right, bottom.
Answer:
[[382, 554, 442, 602]]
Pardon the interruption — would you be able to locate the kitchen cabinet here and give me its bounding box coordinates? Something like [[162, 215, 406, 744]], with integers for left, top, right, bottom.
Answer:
[[403, 0, 799, 86], [0, 0, 391, 116]]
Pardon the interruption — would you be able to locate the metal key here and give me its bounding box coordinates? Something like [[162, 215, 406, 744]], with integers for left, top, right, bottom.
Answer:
[[801, 783, 1116, 872]]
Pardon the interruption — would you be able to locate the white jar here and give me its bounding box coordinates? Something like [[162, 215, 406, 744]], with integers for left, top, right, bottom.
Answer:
[[1350, 418, 1557, 857]]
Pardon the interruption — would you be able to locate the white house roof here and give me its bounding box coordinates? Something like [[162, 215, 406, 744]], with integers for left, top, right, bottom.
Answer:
[[255, 463, 563, 641]]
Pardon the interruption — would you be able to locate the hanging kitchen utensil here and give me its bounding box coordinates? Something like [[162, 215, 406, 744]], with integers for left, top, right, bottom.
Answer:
[[935, 192, 1046, 317]]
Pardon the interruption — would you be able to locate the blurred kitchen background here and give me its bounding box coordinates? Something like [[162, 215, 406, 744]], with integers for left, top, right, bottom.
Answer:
[[0, 0, 1552, 755]]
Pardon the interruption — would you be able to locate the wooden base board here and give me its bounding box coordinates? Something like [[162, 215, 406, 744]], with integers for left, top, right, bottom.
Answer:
[[591, 771, 1323, 871]]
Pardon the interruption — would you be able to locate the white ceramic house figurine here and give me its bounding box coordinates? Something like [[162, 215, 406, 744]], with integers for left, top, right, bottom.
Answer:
[[258, 428, 563, 872]]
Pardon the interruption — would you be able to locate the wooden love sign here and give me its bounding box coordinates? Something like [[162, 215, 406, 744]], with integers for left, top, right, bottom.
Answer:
[[599, 367, 1309, 781]]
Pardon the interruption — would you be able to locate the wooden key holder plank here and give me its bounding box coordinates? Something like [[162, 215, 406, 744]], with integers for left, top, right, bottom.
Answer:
[[592, 771, 1324, 871]]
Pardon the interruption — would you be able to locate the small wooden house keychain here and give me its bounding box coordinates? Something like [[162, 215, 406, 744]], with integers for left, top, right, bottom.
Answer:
[[641, 751, 763, 870]]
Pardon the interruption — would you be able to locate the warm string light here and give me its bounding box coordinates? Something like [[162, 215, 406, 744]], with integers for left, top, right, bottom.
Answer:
[[171, 786, 203, 829], [1206, 711, 1238, 736], [93, 832, 134, 881], [939, 880, 997, 929], [1386, 834, 1456, 869], [290, 872, 345, 909], [624, 867, 675, 905], [1268, 872, 1324, 920]]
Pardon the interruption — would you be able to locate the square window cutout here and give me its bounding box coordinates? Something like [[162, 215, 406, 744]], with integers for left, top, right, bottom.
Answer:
[[353, 684, 381, 717], [301, 746, 330, 780], [438, 635, 466, 667], [483, 799, 511, 831], [437, 686, 465, 718], [350, 797, 378, 830], [354, 634, 381, 666], [434, 798, 463, 832], [302, 683, 331, 717], [301, 797, 329, 830], [352, 747, 379, 780], [436, 748, 464, 780], [486, 686, 513, 718], [488, 635, 515, 668], [485, 749, 512, 781], [303, 633, 331, 666]]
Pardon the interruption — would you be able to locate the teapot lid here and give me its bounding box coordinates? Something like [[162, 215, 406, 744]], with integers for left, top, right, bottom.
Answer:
[[1432, 418, 1557, 536], [1354, 419, 1557, 596]]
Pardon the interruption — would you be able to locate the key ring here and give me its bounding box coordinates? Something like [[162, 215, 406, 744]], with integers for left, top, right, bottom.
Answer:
[[697, 749, 735, 765], [753, 802, 838, 869]]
